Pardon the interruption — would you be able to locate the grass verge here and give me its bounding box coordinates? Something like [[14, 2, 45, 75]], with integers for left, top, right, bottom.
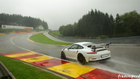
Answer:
[[0, 55, 62, 79], [49, 31, 62, 36], [30, 33, 73, 45]]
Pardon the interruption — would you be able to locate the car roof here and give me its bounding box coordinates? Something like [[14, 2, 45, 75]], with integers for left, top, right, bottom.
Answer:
[[74, 42, 93, 45]]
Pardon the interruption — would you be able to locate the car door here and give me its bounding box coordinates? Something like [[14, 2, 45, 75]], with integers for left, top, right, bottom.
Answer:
[[66, 44, 79, 59], [66, 44, 84, 59]]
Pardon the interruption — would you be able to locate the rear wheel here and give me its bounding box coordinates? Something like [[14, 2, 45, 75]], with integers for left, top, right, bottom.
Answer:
[[61, 52, 66, 59], [77, 54, 87, 65]]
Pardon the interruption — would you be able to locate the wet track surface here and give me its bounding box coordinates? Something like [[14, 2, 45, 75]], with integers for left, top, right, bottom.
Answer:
[[0, 33, 140, 75]]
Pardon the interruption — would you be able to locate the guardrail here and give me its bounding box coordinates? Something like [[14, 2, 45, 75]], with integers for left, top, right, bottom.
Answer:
[[49, 33, 140, 44], [0, 62, 15, 79]]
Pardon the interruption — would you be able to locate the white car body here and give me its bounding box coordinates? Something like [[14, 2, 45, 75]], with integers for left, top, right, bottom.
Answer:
[[61, 42, 111, 64]]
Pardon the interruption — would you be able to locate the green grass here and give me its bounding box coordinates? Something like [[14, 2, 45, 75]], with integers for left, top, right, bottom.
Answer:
[[30, 33, 73, 45], [0, 56, 62, 79], [49, 31, 62, 36]]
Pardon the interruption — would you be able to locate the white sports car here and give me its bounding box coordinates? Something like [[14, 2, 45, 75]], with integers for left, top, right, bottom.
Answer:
[[61, 42, 111, 64]]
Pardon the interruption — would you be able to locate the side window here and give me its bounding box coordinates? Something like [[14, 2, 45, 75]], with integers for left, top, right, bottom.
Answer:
[[77, 45, 84, 49], [69, 44, 78, 49]]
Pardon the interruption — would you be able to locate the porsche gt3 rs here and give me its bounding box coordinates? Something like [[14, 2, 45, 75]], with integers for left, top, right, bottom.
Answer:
[[61, 42, 111, 64]]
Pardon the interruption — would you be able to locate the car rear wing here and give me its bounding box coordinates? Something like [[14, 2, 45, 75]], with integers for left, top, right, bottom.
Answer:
[[105, 42, 112, 48], [91, 45, 108, 52]]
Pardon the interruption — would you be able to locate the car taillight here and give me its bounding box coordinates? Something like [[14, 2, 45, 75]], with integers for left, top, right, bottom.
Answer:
[[87, 52, 97, 54]]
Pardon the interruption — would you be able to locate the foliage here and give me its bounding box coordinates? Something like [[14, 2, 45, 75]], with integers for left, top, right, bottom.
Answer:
[[59, 9, 114, 38], [114, 11, 140, 37], [59, 10, 140, 38], [0, 13, 48, 30], [30, 33, 73, 45], [96, 35, 109, 39], [49, 30, 62, 36], [59, 23, 77, 36], [0, 56, 61, 79]]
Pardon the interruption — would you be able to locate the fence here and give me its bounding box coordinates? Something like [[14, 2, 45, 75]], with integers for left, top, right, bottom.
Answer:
[[49, 33, 140, 44]]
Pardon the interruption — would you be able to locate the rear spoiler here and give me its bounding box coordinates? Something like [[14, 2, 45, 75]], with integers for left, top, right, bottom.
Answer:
[[91, 46, 107, 52], [91, 46, 96, 52], [105, 42, 112, 48]]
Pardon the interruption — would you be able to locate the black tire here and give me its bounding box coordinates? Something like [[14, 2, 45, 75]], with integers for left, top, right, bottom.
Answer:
[[77, 54, 87, 65], [61, 52, 66, 59]]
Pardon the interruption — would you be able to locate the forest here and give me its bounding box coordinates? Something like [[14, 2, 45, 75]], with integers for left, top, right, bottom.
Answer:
[[59, 10, 140, 38], [0, 13, 48, 30]]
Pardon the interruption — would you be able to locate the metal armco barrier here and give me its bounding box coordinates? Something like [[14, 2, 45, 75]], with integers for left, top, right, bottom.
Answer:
[[1, 51, 136, 79], [0, 62, 15, 79]]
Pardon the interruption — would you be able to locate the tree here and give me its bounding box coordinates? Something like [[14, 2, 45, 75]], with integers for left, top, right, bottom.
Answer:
[[41, 21, 48, 30], [0, 13, 48, 30], [75, 9, 114, 38], [114, 11, 140, 36], [59, 10, 140, 38], [59, 23, 77, 36]]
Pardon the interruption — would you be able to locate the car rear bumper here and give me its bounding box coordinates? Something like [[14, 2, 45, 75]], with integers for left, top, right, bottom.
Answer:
[[86, 51, 111, 62]]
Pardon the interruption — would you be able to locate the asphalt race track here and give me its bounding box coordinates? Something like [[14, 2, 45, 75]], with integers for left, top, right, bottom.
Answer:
[[0, 33, 140, 76]]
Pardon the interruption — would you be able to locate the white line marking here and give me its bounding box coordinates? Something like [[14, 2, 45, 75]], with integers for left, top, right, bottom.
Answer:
[[10, 35, 65, 59], [10, 35, 132, 76], [10, 35, 67, 79]]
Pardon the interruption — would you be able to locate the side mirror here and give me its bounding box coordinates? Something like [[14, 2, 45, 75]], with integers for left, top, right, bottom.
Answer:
[[67, 47, 71, 50]]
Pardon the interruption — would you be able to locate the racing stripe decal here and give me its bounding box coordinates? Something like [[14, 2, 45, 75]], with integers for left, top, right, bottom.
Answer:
[[1, 51, 135, 79]]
